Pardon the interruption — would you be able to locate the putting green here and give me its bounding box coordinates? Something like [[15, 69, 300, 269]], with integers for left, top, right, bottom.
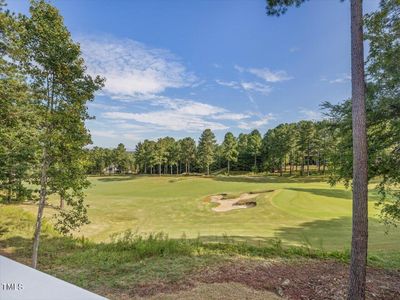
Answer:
[[20, 175, 400, 253]]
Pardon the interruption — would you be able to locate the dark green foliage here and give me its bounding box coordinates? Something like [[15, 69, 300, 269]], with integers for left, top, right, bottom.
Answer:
[[197, 129, 217, 175], [322, 0, 400, 226], [266, 0, 308, 16]]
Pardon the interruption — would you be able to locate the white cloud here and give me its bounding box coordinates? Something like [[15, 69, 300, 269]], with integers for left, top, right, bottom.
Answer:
[[121, 133, 141, 141], [240, 82, 271, 95], [234, 65, 245, 72], [246, 68, 292, 83], [103, 111, 228, 131], [100, 95, 274, 132], [211, 113, 250, 121], [300, 108, 322, 120], [238, 114, 275, 130], [88, 102, 122, 111], [235, 65, 292, 83], [89, 129, 142, 144], [328, 74, 351, 84], [90, 130, 118, 138], [215, 79, 240, 88], [215, 79, 271, 95], [80, 36, 196, 98], [101, 97, 232, 131], [173, 101, 225, 116]]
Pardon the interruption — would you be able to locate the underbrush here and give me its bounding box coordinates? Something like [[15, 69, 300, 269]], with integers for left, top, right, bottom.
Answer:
[[1, 205, 399, 294]]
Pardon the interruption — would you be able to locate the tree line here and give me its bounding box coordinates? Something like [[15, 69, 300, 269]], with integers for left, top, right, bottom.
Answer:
[[127, 121, 334, 177], [86, 144, 134, 175]]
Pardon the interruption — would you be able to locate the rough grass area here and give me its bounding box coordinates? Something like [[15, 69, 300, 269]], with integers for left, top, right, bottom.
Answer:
[[1, 206, 399, 299]]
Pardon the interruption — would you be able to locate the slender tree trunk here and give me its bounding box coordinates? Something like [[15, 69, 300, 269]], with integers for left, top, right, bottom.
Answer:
[[207, 164, 210, 175], [159, 163, 161, 176], [317, 150, 321, 173], [254, 154, 257, 170], [307, 147, 310, 176], [323, 159, 326, 174], [60, 194, 64, 209], [227, 160, 230, 175], [348, 0, 368, 299], [32, 149, 48, 269], [6, 172, 13, 203]]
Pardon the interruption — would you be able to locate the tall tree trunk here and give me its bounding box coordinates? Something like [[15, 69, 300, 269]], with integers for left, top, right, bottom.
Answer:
[[254, 154, 257, 170], [317, 150, 321, 173], [207, 164, 210, 175], [32, 149, 48, 269], [227, 160, 230, 175], [6, 172, 13, 203], [60, 194, 64, 209], [348, 0, 368, 299], [159, 163, 161, 176]]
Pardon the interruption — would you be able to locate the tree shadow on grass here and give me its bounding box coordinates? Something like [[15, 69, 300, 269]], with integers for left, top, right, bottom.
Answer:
[[210, 177, 271, 183], [287, 187, 379, 202], [211, 175, 326, 184], [274, 216, 353, 250], [96, 175, 141, 182], [287, 187, 352, 200]]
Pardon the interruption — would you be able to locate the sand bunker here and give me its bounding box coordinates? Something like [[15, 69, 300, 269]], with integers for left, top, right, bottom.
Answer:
[[211, 193, 258, 212]]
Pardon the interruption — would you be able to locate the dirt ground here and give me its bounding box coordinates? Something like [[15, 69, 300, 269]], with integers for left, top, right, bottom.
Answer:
[[121, 260, 400, 300]]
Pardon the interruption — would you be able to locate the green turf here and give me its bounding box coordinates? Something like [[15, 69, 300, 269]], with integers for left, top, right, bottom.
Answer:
[[17, 175, 400, 254], [0, 196, 399, 299]]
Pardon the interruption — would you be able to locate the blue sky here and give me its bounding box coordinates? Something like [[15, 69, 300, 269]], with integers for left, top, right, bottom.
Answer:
[[8, 0, 379, 149]]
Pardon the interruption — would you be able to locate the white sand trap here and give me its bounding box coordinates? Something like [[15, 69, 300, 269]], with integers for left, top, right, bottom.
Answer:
[[211, 193, 258, 212]]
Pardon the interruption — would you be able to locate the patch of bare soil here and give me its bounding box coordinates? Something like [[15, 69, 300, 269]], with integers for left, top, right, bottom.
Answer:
[[127, 260, 400, 300], [211, 193, 258, 212]]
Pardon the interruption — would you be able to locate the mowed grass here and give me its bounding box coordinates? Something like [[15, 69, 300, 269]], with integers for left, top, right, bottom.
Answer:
[[18, 175, 400, 254]]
